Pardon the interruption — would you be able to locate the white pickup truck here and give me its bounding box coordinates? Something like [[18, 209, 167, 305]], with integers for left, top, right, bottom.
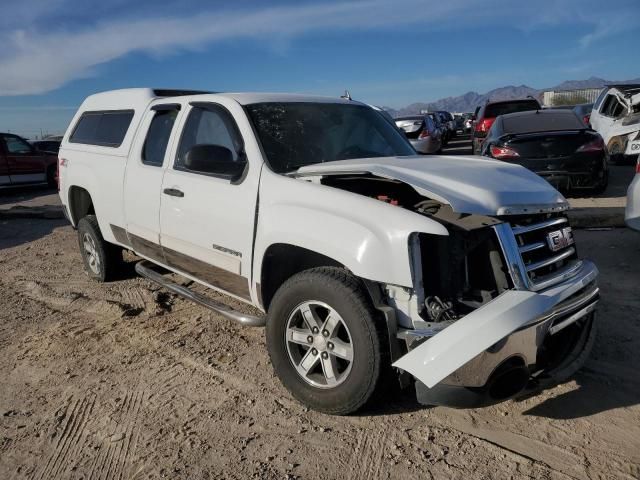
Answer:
[[58, 88, 599, 414]]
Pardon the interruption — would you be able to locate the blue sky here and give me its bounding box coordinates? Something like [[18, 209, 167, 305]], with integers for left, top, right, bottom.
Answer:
[[1, 0, 639, 137]]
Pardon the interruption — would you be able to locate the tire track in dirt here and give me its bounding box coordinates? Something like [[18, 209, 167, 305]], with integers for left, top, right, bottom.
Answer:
[[87, 390, 144, 480], [346, 426, 388, 480], [33, 392, 96, 480]]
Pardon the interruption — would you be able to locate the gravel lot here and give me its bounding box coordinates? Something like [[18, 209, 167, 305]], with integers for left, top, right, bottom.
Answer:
[[1, 136, 639, 479]]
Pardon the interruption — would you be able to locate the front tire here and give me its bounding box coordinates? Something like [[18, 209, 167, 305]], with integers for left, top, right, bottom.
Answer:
[[266, 267, 383, 415], [77, 215, 123, 282]]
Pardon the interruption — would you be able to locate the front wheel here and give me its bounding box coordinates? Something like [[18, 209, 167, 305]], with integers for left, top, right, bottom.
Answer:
[[266, 267, 383, 415]]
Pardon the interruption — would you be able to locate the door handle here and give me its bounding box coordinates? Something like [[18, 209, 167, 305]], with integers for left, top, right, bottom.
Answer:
[[163, 188, 184, 198]]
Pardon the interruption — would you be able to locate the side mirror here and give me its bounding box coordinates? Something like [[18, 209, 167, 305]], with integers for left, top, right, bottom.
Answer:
[[183, 144, 246, 180]]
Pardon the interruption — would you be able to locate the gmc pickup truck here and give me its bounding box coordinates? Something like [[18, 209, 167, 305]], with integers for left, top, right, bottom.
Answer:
[[58, 88, 599, 414]]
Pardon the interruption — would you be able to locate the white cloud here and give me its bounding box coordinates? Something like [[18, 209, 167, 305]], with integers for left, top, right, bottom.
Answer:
[[0, 0, 635, 95]]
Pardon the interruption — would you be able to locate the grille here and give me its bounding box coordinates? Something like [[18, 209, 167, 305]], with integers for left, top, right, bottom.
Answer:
[[494, 214, 581, 291]]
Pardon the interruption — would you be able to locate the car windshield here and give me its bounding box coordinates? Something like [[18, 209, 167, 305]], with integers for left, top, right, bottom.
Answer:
[[245, 102, 415, 173]]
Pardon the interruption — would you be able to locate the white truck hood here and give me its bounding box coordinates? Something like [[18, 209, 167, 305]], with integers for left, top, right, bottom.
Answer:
[[296, 155, 568, 216]]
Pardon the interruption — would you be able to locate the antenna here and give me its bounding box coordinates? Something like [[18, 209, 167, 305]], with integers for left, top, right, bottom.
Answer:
[[340, 90, 352, 101]]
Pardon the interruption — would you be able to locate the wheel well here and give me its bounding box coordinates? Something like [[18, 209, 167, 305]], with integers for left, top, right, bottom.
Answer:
[[260, 244, 342, 311], [68, 186, 95, 226]]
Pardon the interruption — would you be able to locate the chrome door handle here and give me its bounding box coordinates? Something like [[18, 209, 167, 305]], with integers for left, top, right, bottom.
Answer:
[[163, 188, 184, 198]]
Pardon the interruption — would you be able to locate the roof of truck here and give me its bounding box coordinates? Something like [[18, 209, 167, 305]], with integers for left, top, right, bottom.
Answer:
[[78, 88, 360, 110]]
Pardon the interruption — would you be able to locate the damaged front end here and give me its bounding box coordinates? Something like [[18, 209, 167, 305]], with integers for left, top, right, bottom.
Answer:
[[296, 160, 599, 407], [392, 208, 598, 407]]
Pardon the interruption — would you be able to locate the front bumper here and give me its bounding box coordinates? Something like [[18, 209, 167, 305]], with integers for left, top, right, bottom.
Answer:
[[393, 260, 599, 407]]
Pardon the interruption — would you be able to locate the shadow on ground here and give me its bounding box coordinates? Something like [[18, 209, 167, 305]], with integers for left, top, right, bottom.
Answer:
[[0, 218, 67, 250], [0, 184, 56, 206]]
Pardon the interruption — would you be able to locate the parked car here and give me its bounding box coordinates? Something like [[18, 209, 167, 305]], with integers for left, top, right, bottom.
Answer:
[[472, 98, 541, 154], [31, 139, 62, 154], [625, 153, 640, 230], [572, 103, 593, 127], [436, 111, 456, 139], [427, 112, 446, 145], [395, 115, 442, 154], [481, 109, 608, 193], [58, 88, 599, 414], [0, 133, 58, 188], [453, 114, 465, 133], [434, 111, 453, 144], [589, 85, 640, 164]]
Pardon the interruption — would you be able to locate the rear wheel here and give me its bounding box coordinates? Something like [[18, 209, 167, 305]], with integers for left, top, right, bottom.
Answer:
[[266, 267, 383, 415], [77, 215, 124, 282]]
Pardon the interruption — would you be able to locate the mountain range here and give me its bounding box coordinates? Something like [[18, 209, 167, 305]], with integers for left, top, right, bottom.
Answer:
[[384, 76, 640, 116]]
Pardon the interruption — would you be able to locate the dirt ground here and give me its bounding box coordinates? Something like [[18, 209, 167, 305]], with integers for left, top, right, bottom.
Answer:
[[0, 215, 639, 480]]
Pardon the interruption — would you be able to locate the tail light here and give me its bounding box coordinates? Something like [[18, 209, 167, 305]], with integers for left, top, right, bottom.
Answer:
[[490, 145, 520, 159], [583, 114, 590, 126], [474, 117, 495, 134], [576, 136, 605, 153], [419, 129, 430, 139], [636, 159, 640, 174]]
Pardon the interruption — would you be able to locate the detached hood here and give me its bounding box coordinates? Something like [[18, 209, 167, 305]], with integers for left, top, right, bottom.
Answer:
[[296, 155, 568, 216]]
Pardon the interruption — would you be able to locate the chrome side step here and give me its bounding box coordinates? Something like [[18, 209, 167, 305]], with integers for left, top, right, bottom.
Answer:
[[135, 260, 265, 327]]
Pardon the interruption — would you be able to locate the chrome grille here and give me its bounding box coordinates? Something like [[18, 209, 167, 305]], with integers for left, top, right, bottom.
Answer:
[[494, 215, 581, 291]]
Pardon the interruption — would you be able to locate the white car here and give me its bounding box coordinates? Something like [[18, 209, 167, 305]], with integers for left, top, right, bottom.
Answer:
[[58, 88, 599, 414], [589, 85, 640, 163]]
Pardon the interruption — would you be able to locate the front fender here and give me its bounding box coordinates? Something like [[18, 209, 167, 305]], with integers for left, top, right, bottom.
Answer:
[[254, 170, 448, 288]]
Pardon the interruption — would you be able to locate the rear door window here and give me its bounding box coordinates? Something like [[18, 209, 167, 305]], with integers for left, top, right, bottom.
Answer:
[[70, 110, 134, 147]]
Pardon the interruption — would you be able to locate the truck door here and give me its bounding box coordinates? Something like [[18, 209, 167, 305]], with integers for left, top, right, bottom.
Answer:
[[122, 104, 181, 262], [1, 134, 46, 184], [159, 101, 259, 303]]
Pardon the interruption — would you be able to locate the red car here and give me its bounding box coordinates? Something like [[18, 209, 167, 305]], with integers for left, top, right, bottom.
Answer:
[[0, 133, 58, 188]]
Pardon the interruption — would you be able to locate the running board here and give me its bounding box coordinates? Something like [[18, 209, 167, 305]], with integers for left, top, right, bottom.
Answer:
[[135, 260, 265, 327]]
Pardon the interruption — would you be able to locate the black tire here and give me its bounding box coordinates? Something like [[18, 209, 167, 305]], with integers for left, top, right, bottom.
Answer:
[[46, 164, 57, 188], [77, 215, 124, 282], [266, 267, 383, 415]]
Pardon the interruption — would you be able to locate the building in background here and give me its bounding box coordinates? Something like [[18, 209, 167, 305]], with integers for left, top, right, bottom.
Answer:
[[542, 88, 603, 106]]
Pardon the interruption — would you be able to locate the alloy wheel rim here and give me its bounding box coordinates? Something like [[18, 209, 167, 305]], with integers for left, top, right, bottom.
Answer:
[[284, 301, 354, 389], [82, 233, 100, 274]]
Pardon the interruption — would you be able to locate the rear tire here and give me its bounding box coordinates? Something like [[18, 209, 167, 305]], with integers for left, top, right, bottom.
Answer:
[[77, 215, 124, 282], [266, 267, 383, 415]]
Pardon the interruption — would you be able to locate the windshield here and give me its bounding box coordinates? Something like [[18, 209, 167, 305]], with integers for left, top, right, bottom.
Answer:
[[245, 102, 415, 173]]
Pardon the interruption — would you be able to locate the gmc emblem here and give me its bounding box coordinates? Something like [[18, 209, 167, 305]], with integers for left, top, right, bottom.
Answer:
[[546, 227, 574, 252]]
